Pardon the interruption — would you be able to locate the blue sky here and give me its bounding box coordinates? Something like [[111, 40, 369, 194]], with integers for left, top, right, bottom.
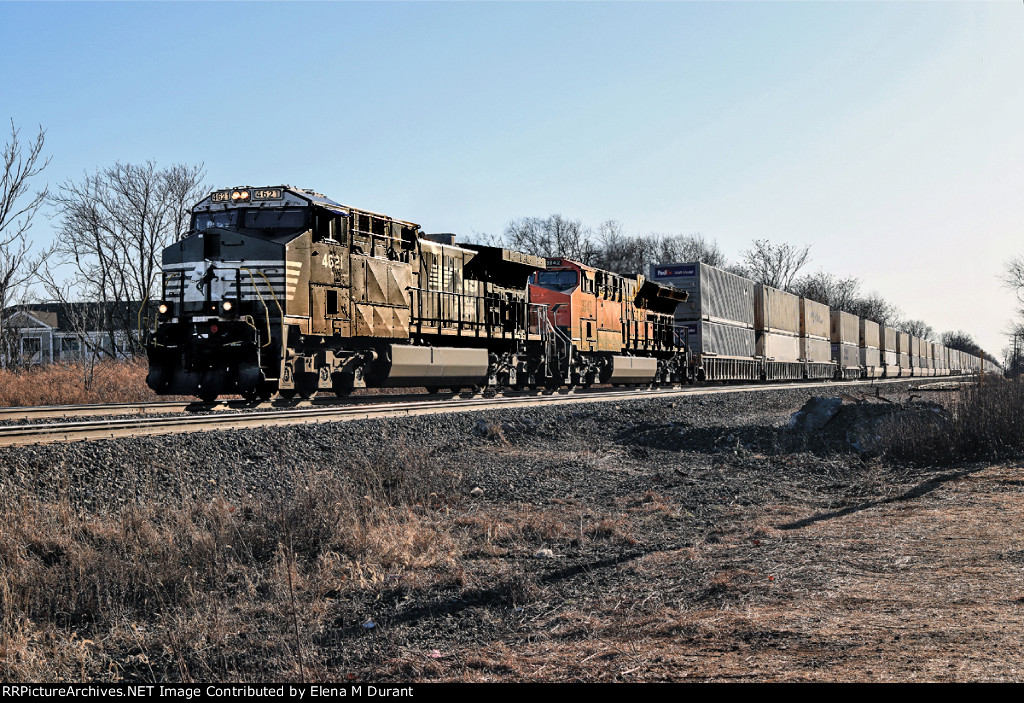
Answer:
[[3, 1, 1023, 357]]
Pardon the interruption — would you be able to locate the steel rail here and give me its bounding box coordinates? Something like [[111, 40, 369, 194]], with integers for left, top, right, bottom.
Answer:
[[0, 377, 936, 447]]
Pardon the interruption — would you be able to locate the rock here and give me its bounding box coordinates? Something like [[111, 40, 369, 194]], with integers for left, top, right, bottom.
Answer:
[[788, 397, 843, 432]]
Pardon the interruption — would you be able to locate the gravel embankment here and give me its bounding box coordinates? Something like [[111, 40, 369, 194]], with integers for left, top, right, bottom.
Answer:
[[0, 380, 936, 510]]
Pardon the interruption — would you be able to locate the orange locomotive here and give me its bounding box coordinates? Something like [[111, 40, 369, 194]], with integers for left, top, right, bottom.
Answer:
[[528, 257, 689, 386]]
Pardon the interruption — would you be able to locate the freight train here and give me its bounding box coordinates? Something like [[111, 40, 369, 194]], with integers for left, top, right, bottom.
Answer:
[[649, 262, 993, 382], [145, 186, 988, 402], [145, 186, 688, 401]]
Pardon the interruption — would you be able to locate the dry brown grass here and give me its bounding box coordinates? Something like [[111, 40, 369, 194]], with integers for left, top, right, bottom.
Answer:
[[880, 379, 1024, 465], [0, 359, 161, 407], [0, 449, 466, 682]]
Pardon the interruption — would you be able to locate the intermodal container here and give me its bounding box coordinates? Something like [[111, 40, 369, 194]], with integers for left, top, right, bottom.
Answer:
[[758, 331, 801, 362], [800, 298, 830, 340], [830, 311, 859, 345], [860, 319, 880, 350], [678, 320, 756, 358], [755, 284, 800, 336], [650, 262, 755, 328]]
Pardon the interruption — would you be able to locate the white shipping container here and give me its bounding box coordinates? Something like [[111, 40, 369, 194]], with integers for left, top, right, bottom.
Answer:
[[800, 298, 830, 340], [757, 331, 801, 362], [830, 311, 859, 345], [897, 332, 911, 357], [860, 319, 880, 349], [802, 336, 832, 363], [881, 326, 897, 353], [832, 342, 860, 368], [755, 284, 801, 336], [861, 347, 881, 367], [678, 319, 756, 358], [653, 262, 755, 328]]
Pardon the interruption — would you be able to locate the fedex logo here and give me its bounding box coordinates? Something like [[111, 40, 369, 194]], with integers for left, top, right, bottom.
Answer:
[[654, 265, 696, 278]]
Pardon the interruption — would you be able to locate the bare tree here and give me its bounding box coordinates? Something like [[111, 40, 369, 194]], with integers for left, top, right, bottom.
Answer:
[[503, 214, 598, 265], [593, 220, 649, 274], [900, 319, 935, 341], [846, 292, 902, 328], [655, 233, 728, 269], [740, 239, 811, 291], [589, 227, 730, 276], [942, 330, 978, 353], [0, 120, 51, 367], [1003, 254, 1024, 302], [46, 161, 206, 356], [791, 269, 861, 310]]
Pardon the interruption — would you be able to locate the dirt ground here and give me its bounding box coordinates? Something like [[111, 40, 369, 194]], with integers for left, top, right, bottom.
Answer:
[[427, 461, 1024, 682]]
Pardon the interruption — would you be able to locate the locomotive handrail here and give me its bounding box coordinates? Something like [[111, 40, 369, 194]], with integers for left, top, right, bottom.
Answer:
[[406, 286, 490, 336], [239, 268, 281, 348], [151, 271, 183, 336], [529, 301, 573, 381]]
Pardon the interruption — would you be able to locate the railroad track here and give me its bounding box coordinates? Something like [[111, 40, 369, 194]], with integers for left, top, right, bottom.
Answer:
[[0, 377, 940, 447], [0, 392, 458, 423]]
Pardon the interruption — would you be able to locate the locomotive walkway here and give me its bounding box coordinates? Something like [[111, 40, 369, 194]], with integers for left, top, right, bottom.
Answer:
[[0, 377, 953, 447]]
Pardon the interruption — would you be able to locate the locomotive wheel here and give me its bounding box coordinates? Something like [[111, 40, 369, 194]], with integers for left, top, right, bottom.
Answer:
[[293, 373, 319, 399], [240, 388, 259, 402], [278, 389, 297, 400], [332, 374, 354, 398], [199, 391, 219, 403], [257, 382, 277, 401]]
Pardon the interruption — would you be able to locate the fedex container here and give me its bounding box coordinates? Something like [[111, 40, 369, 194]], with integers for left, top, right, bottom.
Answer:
[[651, 262, 754, 328]]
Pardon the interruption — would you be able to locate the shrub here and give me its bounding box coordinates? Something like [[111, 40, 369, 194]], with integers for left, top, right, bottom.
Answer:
[[0, 359, 160, 407], [880, 379, 1024, 465]]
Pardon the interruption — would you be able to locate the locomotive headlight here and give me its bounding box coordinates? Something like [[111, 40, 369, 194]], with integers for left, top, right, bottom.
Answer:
[[158, 303, 171, 316], [231, 190, 251, 202], [222, 300, 233, 312]]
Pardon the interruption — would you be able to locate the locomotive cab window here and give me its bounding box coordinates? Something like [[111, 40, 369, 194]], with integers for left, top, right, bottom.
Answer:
[[243, 207, 308, 235], [193, 210, 238, 232], [534, 270, 578, 292], [315, 212, 346, 243]]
